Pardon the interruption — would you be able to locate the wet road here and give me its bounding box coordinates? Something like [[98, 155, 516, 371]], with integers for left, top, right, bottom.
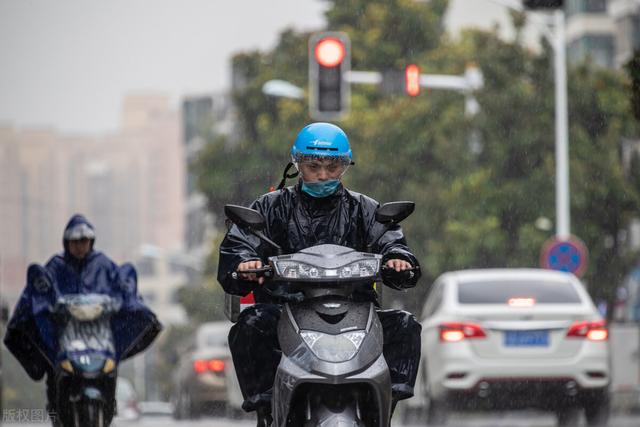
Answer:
[[4, 411, 640, 426]]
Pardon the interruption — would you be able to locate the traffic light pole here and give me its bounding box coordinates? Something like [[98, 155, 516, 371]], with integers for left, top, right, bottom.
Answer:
[[345, 67, 483, 92], [346, 66, 483, 118]]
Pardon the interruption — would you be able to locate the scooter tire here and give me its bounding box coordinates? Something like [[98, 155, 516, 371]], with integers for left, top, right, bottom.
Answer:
[[75, 401, 104, 427]]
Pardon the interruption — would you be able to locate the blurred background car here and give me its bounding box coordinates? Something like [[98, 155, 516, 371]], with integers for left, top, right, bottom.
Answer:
[[114, 377, 140, 421], [172, 321, 240, 419], [420, 268, 610, 426]]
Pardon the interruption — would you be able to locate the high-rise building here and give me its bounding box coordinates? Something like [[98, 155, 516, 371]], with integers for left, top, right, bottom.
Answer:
[[445, 0, 640, 70], [0, 94, 185, 299], [566, 0, 616, 67], [181, 93, 235, 270], [609, 0, 640, 67]]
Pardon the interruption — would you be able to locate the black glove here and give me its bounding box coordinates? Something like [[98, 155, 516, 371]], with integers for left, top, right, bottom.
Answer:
[[381, 266, 418, 290]]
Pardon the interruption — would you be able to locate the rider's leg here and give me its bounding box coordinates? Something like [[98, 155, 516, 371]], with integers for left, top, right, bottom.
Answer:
[[228, 303, 283, 415], [377, 309, 422, 402]]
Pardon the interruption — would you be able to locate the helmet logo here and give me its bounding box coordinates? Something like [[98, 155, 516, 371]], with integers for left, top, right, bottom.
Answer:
[[310, 139, 332, 147]]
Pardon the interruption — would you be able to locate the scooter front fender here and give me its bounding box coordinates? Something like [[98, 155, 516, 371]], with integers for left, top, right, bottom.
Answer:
[[273, 353, 392, 427]]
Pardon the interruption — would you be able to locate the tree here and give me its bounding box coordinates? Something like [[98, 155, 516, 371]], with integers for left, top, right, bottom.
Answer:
[[194, 0, 640, 314]]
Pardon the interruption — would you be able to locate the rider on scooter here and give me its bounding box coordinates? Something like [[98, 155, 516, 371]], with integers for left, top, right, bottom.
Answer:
[[218, 122, 422, 426], [4, 214, 161, 425]]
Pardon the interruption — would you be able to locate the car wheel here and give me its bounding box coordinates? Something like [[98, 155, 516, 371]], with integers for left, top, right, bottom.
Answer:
[[172, 395, 183, 420], [175, 390, 195, 419], [584, 393, 610, 426], [187, 394, 200, 419], [173, 391, 186, 420], [426, 398, 448, 426], [556, 407, 580, 426]]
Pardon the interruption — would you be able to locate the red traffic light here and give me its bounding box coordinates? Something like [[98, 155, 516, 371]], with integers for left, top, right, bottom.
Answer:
[[405, 64, 421, 96], [315, 38, 345, 68]]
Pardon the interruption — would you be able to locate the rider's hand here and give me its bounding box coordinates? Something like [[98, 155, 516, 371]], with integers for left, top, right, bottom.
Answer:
[[385, 259, 412, 272], [237, 260, 265, 285]]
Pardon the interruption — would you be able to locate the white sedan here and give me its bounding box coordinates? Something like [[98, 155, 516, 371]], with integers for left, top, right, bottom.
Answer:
[[420, 268, 610, 426]]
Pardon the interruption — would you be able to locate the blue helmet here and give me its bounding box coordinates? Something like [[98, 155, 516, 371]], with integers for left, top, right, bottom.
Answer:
[[291, 122, 352, 165]]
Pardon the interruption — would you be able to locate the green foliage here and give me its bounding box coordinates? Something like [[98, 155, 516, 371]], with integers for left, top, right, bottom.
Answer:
[[625, 50, 640, 121], [194, 0, 640, 313], [175, 278, 227, 324]]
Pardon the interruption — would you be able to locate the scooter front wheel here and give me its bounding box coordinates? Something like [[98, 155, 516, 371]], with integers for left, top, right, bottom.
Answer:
[[74, 401, 105, 427]]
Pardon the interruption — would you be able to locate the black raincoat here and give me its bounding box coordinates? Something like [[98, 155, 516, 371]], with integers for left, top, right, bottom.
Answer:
[[218, 183, 422, 412], [218, 182, 421, 301]]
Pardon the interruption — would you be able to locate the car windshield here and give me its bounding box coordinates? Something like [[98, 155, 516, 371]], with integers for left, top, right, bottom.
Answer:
[[457, 280, 582, 304]]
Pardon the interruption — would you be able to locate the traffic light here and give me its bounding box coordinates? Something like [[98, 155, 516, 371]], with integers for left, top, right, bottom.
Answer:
[[405, 64, 421, 97], [523, 0, 563, 9], [309, 32, 350, 120]]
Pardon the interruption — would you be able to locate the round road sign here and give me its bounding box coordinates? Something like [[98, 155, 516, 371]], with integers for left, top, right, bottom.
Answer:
[[540, 236, 588, 277]]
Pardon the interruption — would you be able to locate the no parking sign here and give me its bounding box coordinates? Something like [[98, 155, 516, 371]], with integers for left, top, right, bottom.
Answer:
[[540, 236, 588, 278]]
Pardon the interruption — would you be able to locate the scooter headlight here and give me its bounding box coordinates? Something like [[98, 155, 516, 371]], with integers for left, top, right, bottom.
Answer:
[[274, 260, 379, 280], [70, 353, 106, 374], [67, 303, 104, 321], [300, 330, 366, 362]]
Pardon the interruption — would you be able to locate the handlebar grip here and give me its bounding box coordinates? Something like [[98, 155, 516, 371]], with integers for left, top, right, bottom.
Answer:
[[381, 265, 419, 279], [231, 266, 273, 280]]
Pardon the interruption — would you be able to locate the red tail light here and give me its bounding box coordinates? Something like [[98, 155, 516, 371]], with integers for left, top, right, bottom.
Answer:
[[439, 322, 486, 342], [193, 358, 226, 374], [193, 359, 208, 374], [566, 320, 608, 341], [208, 359, 225, 372]]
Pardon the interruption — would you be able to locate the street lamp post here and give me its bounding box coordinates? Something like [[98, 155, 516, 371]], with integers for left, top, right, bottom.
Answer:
[[553, 8, 570, 239], [489, 0, 570, 239]]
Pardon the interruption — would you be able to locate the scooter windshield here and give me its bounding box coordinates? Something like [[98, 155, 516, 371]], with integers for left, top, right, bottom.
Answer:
[[59, 316, 115, 355]]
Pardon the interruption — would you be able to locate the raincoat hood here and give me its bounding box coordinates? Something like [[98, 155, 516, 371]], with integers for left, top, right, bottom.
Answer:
[[62, 214, 96, 257]]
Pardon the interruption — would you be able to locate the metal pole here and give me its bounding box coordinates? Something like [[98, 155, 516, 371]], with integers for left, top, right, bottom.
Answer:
[[554, 9, 570, 239]]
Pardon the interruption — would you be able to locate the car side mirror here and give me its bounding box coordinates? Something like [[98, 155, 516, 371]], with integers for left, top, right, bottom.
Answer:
[[375, 201, 415, 225]]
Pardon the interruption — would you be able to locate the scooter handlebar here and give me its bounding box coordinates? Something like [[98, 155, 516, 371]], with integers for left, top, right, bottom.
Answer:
[[231, 266, 274, 280]]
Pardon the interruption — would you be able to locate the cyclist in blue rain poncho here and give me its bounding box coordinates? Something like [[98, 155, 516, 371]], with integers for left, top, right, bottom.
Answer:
[[4, 214, 161, 415]]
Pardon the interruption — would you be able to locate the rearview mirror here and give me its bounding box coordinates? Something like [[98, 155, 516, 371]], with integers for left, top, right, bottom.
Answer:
[[27, 263, 52, 293], [375, 201, 415, 225], [224, 204, 282, 254], [224, 205, 267, 230]]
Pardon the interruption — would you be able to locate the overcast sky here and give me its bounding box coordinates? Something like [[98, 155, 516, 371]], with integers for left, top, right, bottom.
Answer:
[[0, 0, 327, 133], [0, 0, 533, 134]]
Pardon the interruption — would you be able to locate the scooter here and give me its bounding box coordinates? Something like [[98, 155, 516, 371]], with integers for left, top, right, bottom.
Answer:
[[225, 201, 417, 427], [53, 293, 120, 426], [23, 263, 157, 427]]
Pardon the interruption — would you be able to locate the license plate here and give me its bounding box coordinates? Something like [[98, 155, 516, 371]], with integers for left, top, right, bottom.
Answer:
[[504, 330, 549, 347]]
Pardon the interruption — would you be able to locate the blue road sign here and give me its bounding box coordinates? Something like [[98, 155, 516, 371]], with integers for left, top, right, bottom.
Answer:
[[540, 236, 588, 277]]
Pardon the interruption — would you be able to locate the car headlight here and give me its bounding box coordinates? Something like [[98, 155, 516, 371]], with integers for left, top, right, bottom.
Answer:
[[300, 330, 366, 362], [274, 260, 379, 280], [67, 303, 104, 321]]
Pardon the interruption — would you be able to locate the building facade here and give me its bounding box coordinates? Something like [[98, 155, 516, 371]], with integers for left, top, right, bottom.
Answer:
[[566, 0, 640, 69], [0, 94, 186, 299]]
